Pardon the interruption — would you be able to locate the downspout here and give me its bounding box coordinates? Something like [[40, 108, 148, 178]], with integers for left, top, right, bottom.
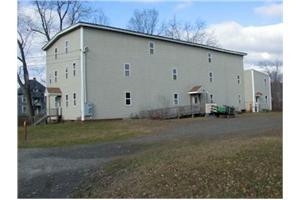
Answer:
[[268, 76, 272, 110], [251, 70, 256, 112], [80, 27, 85, 121]]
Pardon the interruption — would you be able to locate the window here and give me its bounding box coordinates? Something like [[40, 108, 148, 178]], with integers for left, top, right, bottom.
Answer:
[[173, 93, 179, 105], [22, 96, 26, 103], [73, 93, 76, 106], [73, 63, 76, 76], [149, 42, 154, 55], [264, 78, 267, 86], [66, 94, 69, 107], [125, 92, 131, 105], [54, 71, 58, 83], [54, 48, 58, 59], [49, 73, 52, 85], [209, 72, 213, 82], [194, 96, 198, 104], [265, 96, 268, 104], [208, 52, 212, 63], [65, 67, 68, 79], [210, 94, 213, 103], [124, 63, 130, 77], [238, 95, 241, 104], [22, 106, 26, 113], [172, 68, 177, 80], [65, 41, 69, 54], [237, 75, 240, 84]]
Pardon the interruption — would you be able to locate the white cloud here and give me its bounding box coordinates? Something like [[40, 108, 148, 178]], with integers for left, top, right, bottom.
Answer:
[[254, 3, 282, 17], [207, 21, 282, 66], [174, 0, 192, 13]]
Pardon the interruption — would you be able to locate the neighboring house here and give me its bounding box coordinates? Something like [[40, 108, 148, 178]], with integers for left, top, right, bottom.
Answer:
[[18, 78, 46, 116], [244, 69, 272, 112], [42, 22, 247, 120]]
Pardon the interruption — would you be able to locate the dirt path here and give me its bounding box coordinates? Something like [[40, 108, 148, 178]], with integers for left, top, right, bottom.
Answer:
[[18, 113, 282, 198]]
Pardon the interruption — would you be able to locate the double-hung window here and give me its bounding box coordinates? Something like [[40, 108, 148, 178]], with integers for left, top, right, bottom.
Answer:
[[173, 93, 179, 105], [208, 52, 212, 63], [125, 92, 131, 105], [172, 68, 177, 80], [124, 63, 130, 77], [209, 72, 213, 83], [237, 75, 240, 84], [73, 93, 76, 106], [65, 94, 69, 107], [54, 71, 58, 83], [54, 48, 58, 59], [73, 63, 76, 76], [65, 41, 69, 54], [149, 42, 154, 55], [65, 67, 68, 79]]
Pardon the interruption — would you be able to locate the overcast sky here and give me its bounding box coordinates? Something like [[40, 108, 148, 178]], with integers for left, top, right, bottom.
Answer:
[[18, 0, 283, 82]]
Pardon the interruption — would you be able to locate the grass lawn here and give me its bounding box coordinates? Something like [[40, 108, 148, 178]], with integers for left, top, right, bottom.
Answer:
[[74, 130, 282, 198], [18, 119, 160, 148]]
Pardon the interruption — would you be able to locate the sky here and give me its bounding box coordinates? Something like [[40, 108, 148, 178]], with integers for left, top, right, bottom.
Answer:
[[18, 0, 283, 82]]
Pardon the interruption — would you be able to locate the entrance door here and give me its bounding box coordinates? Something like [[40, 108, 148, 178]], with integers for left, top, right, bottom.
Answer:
[[55, 96, 62, 115]]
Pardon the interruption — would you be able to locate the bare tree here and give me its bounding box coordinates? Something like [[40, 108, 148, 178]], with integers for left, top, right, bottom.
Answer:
[[17, 13, 35, 122], [258, 60, 283, 111], [162, 16, 218, 46], [30, 0, 109, 42], [127, 8, 159, 34]]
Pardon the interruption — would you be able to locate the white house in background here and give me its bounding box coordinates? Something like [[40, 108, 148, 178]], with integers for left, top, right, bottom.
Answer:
[[244, 69, 272, 112], [42, 22, 247, 120]]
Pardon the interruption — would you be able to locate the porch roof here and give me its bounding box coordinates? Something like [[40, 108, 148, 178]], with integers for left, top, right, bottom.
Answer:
[[188, 85, 202, 94], [256, 92, 263, 96], [46, 87, 62, 96]]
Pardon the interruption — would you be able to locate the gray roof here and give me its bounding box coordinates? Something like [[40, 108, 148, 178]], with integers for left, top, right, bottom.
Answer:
[[42, 21, 247, 56], [18, 79, 45, 97]]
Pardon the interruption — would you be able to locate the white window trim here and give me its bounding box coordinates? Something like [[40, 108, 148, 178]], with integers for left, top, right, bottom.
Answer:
[[209, 71, 213, 83], [208, 52, 212, 63], [66, 67, 68, 79], [173, 93, 179, 105], [54, 48, 58, 59], [149, 41, 155, 55], [172, 68, 177, 80], [124, 63, 131, 77], [73, 62, 76, 76], [54, 71, 58, 83], [65, 40, 69, 54], [73, 93, 77, 106], [124, 91, 132, 106]]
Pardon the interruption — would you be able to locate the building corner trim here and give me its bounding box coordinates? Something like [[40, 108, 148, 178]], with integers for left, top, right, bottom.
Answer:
[[251, 70, 256, 112], [80, 27, 85, 121]]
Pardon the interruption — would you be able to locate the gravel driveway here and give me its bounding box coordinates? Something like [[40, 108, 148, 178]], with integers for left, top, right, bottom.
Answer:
[[18, 113, 282, 198]]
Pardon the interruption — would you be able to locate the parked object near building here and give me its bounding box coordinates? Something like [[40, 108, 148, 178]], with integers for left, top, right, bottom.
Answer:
[[42, 22, 247, 120], [18, 78, 46, 116], [244, 69, 272, 112]]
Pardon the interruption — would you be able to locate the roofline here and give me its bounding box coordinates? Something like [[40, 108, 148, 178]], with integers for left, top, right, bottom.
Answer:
[[42, 21, 247, 56], [245, 69, 269, 76]]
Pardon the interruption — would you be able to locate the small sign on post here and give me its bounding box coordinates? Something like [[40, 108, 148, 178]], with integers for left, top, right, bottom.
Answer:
[[24, 120, 27, 141]]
